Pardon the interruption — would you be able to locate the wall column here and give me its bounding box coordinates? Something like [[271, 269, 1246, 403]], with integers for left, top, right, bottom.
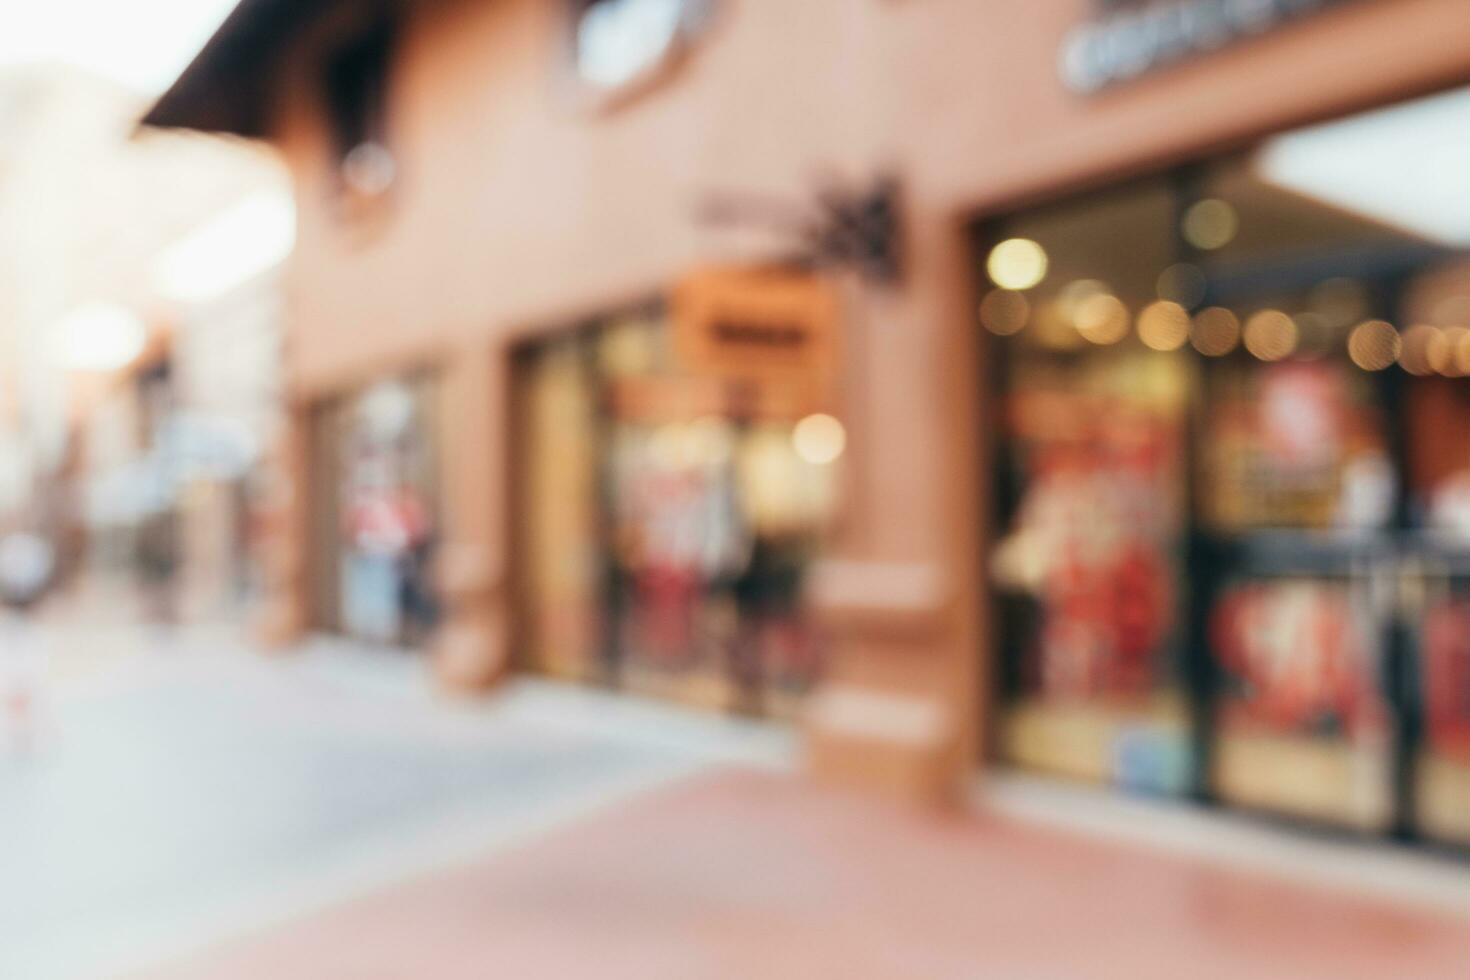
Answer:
[[255, 400, 311, 649], [804, 206, 984, 806], [431, 340, 513, 691]]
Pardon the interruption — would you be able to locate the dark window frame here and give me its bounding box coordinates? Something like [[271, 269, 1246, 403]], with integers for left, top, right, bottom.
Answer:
[[321, 12, 400, 203]]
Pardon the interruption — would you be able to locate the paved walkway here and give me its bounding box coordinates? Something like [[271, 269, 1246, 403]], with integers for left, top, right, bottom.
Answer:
[[10, 619, 1470, 979], [2, 631, 790, 980], [138, 769, 1470, 980]]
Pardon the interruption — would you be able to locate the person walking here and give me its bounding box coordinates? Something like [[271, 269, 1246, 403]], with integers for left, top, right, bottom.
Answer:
[[0, 530, 56, 753]]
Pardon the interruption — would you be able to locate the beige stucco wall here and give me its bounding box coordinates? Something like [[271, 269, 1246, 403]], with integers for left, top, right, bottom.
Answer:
[[267, 0, 1470, 799], [281, 0, 1470, 382]]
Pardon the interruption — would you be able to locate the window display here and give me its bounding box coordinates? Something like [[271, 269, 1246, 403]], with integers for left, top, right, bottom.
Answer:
[[312, 377, 441, 648], [1208, 575, 1392, 829], [1200, 361, 1392, 533], [992, 351, 1192, 793], [982, 82, 1470, 843], [516, 307, 833, 719]]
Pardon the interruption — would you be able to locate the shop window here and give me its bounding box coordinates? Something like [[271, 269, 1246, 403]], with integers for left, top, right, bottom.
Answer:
[[310, 377, 442, 647], [323, 16, 398, 203], [977, 81, 1470, 846], [513, 307, 835, 720]]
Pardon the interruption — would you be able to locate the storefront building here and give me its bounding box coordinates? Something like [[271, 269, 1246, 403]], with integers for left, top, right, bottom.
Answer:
[[146, 0, 1470, 809]]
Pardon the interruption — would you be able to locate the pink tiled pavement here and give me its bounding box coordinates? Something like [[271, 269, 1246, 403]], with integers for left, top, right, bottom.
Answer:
[[139, 770, 1470, 979]]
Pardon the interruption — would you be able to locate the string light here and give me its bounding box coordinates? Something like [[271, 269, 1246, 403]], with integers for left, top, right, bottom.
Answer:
[[1191, 307, 1241, 357], [1346, 320, 1401, 372], [1182, 199, 1239, 250], [1138, 300, 1191, 351], [793, 414, 847, 465], [980, 289, 1030, 336], [1075, 293, 1129, 345], [1243, 310, 1297, 361], [987, 239, 1049, 291]]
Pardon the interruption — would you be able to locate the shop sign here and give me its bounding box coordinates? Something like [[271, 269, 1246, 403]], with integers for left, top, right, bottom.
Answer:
[[1061, 0, 1362, 94], [671, 266, 840, 397]]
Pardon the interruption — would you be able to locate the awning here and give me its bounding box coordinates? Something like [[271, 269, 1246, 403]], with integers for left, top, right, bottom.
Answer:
[[141, 0, 343, 137]]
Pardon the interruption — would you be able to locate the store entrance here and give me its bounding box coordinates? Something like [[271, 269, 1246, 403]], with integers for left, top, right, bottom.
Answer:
[[514, 307, 836, 719], [307, 376, 442, 648], [979, 83, 1470, 847]]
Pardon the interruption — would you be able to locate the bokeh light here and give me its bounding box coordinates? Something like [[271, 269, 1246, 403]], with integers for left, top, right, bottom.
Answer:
[[987, 238, 1049, 291], [1425, 327, 1456, 375], [1436, 326, 1469, 376], [1347, 319, 1401, 371], [1243, 310, 1297, 361], [980, 289, 1030, 335], [1182, 198, 1239, 251], [1290, 311, 1332, 357], [1454, 328, 1470, 376], [1137, 300, 1191, 351], [793, 413, 847, 465], [1399, 324, 1440, 376], [1074, 293, 1130, 345], [1191, 307, 1241, 356], [1156, 263, 1207, 308], [1309, 277, 1371, 327]]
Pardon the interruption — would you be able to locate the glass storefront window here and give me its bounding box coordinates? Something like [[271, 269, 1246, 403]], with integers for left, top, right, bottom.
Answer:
[[515, 304, 833, 720], [982, 82, 1470, 843], [988, 181, 1195, 796], [310, 375, 442, 648]]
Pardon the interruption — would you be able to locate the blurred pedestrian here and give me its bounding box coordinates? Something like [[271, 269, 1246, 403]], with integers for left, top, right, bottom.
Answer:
[[137, 507, 180, 626], [0, 530, 56, 754]]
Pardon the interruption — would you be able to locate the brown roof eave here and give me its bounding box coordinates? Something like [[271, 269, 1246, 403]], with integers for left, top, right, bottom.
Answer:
[[140, 0, 336, 139]]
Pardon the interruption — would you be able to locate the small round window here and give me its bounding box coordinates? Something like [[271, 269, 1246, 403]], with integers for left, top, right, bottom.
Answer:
[[571, 0, 712, 92]]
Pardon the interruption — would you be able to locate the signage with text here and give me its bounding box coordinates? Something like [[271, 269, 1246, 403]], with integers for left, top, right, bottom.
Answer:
[[671, 266, 840, 403], [1061, 0, 1363, 94]]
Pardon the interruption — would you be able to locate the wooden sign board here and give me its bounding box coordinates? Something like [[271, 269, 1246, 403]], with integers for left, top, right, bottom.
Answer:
[[670, 266, 841, 408]]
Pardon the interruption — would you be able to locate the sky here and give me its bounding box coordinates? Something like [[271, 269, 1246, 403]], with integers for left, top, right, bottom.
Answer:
[[0, 0, 240, 94]]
